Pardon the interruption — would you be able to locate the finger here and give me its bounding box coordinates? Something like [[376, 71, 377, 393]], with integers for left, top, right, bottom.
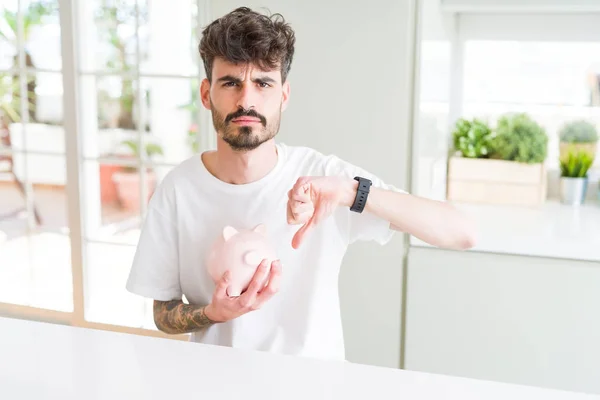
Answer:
[[288, 200, 314, 224], [286, 201, 295, 224], [238, 259, 270, 308], [296, 176, 311, 186], [292, 206, 326, 249], [290, 186, 310, 203], [292, 220, 312, 249], [214, 270, 230, 300], [289, 202, 313, 223], [291, 201, 313, 216], [291, 177, 312, 200], [290, 211, 313, 226], [253, 260, 282, 309]]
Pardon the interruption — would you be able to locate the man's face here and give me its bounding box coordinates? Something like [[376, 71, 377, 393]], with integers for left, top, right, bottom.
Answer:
[[201, 57, 290, 151]]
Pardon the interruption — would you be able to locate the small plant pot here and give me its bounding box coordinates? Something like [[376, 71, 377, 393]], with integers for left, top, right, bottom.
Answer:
[[112, 170, 157, 212], [99, 163, 121, 205], [559, 177, 588, 206]]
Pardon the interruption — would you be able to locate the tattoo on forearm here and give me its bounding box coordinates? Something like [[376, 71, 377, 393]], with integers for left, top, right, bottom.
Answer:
[[153, 300, 217, 334]]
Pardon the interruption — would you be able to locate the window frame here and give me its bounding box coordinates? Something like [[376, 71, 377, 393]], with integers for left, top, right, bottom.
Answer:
[[0, 0, 213, 339]]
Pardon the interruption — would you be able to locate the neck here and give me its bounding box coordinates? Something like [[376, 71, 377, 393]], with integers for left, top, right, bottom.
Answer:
[[202, 138, 278, 185]]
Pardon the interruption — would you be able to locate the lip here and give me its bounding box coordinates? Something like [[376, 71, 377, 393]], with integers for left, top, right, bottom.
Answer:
[[232, 118, 261, 125], [232, 118, 261, 123]]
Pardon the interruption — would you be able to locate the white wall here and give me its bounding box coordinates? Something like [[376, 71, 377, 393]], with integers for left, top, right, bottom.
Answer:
[[209, 0, 417, 368], [440, 0, 600, 13]]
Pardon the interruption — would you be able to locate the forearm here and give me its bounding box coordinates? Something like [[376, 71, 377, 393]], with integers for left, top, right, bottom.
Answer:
[[341, 180, 476, 250], [153, 299, 218, 334]]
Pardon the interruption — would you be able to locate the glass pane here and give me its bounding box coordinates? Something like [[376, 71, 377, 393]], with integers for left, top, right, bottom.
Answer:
[[81, 164, 175, 328], [141, 76, 199, 164], [79, 74, 142, 159], [24, 0, 61, 71], [0, 2, 18, 70], [84, 242, 152, 328], [146, 162, 174, 202], [0, 153, 72, 311], [28, 231, 72, 311], [83, 0, 201, 75], [81, 0, 139, 73], [464, 41, 600, 106], [82, 160, 141, 245], [0, 0, 61, 71], [138, 0, 198, 76], [415, 40, 451, 201], [8, 72, 64, 154], [0, 150, 30, 306], [12, 152, 66, 190], [82, 160, 175, 244], [462, 41, 600, 169], [0, 73, 31, 136], [0, 237, 30, 306]]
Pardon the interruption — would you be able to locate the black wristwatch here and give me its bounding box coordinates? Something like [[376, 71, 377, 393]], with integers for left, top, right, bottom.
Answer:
[[350, 176, 371, 213]]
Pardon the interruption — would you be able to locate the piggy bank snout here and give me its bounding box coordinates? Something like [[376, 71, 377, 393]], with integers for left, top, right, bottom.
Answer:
[[243, 250, 263, 266]]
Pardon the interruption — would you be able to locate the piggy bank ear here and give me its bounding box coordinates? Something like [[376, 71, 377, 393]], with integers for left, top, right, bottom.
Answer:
[[222, 226, 238, 241], [244, 251, 261, 266], [253, 223, 266, 235]]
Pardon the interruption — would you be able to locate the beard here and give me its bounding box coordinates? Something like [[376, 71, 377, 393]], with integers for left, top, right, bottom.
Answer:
[[210, 100, 282, 151]]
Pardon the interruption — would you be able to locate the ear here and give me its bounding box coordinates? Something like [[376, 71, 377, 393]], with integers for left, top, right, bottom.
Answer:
[[222, 226, 238, 241], [253, 223, 266, 235], [281, 80, 290, 112], [200, 78, 212, 110]]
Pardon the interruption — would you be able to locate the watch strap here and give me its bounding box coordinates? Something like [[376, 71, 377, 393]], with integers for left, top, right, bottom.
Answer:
[[350, 176, 372, 213]]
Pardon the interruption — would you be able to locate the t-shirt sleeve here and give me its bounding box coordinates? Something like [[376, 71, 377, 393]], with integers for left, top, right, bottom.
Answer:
[[322, 154, 407, 246], [125, 180, 182, 302]]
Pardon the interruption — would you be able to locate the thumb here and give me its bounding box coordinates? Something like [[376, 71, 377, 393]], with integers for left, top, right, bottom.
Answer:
[[291, 205, 324, 249], [292, 218, 314, 250]]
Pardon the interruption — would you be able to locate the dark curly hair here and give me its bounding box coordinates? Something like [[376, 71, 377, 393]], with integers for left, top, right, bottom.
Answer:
[[199, 7, 296, 83]]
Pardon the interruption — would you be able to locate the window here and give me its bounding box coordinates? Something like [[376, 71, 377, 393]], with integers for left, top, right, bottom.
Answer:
[[462, 40, 600, 168], [0, 0, 212, 335], [0, 0, 71, 312]]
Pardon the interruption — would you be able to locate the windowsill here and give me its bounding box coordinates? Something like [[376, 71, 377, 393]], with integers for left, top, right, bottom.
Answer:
[[410, 199, 600, 262]]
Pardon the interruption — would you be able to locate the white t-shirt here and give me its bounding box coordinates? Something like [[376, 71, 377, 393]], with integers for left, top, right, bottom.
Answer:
[[126, 142, 404, 361]]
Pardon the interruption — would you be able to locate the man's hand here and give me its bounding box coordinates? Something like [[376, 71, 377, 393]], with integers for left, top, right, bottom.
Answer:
[[287, 176, 357, 249], [204, 259, 282, 323]]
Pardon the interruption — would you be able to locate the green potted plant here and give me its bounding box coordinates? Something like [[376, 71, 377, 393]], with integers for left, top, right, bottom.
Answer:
[[112, 139, 164, 212], [558, 120, 598, 162], [0, 1, 57, 122], [451, 117, 495, 159], [447, 113, 549, 206], [559, 149, 594, 206], [492, 112, 548, 164]]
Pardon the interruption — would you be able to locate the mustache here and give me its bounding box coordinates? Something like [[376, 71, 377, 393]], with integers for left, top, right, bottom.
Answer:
[[225, 108, 267, 126]]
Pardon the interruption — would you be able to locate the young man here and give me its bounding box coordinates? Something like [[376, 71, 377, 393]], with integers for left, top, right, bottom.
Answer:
[[126, 7, 475, 361]]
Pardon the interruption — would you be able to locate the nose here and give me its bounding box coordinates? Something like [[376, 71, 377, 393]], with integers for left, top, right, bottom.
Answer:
[[236, 82, 257, 110]]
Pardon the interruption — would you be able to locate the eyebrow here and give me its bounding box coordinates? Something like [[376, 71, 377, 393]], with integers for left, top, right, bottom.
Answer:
[[216, 75, 277, 84]]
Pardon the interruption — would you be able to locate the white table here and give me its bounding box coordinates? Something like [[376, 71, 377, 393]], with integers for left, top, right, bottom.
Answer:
[[0, 317, 598, 400]]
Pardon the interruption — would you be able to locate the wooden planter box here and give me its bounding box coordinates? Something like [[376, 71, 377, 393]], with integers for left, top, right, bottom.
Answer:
[[446, 157, 547, 206]]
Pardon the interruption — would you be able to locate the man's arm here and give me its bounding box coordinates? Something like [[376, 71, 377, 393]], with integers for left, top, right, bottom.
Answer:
[[153, 260, 282, 334], [340, 179, 476, 250], [288, 176, 477, 250], [153, 299, 218, 334]]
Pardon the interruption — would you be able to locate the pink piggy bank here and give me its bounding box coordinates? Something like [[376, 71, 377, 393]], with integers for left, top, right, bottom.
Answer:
[[205, 223, 277, 297]]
